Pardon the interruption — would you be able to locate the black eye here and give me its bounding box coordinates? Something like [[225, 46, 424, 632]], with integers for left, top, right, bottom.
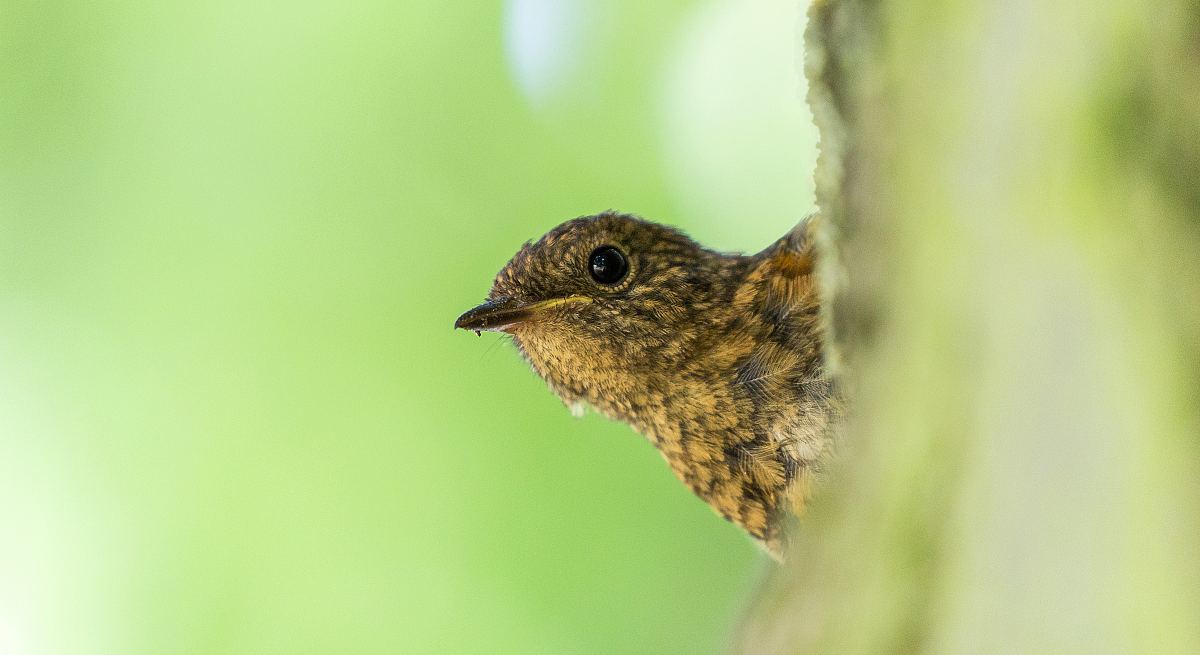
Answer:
[[588, 245, 628, 285]]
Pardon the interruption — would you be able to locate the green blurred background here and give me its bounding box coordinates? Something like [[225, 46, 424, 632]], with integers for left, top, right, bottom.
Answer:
[[0, 0, 818, 652]]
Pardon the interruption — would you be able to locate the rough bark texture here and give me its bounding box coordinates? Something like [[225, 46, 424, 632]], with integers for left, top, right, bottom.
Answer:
[[734, 0, 1200, 652]]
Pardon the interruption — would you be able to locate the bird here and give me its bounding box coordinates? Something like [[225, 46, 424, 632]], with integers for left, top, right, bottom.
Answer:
[[454, 211, 840, 558]]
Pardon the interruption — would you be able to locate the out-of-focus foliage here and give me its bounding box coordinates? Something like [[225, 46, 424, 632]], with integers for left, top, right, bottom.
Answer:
[[0, 1, 818, 653]]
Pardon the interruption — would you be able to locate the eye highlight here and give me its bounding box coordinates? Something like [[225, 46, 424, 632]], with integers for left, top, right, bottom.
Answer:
[[588, 245, 628, 285]]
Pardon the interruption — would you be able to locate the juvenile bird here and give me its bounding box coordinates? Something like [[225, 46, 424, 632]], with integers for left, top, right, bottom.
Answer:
[[454, 212, 839, 557]]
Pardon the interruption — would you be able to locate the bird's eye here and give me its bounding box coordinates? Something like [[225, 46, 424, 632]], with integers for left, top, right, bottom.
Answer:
[[588, 245, 628, 285]]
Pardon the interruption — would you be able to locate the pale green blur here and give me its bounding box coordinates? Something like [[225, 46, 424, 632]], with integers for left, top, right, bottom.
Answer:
[[0, 1, 817, 653]]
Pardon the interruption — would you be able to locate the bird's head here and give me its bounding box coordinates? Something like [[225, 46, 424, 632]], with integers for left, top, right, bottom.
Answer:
[[455, 212, 739, 419]]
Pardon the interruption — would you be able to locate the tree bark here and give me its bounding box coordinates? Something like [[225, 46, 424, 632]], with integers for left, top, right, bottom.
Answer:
[[735, 0, 1200, 652]]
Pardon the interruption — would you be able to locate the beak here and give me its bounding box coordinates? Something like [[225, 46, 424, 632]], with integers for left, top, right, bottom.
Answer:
[[454, 296, 591, 333], [454, 297, 534, 333]]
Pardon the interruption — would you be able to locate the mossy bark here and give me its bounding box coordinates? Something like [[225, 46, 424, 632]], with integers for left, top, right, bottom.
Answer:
[[735, 1, 1200, 652]]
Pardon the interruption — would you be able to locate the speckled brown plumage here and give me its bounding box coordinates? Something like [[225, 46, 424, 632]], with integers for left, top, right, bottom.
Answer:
[[455, 212, 841, 558]]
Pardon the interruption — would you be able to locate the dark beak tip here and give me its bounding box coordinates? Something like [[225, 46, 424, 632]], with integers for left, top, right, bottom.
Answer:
[[454, 299, 500, 332], [455, 296, 526, 334], [453, 311, 481, 332]]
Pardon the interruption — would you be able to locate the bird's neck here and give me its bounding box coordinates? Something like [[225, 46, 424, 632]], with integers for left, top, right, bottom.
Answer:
[[515, 253, 836, 554], [611, 265, 834, 553]]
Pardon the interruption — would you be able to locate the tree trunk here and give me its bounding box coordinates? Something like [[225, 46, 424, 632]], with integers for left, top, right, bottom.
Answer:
[[736, 0, 1200, 652]]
